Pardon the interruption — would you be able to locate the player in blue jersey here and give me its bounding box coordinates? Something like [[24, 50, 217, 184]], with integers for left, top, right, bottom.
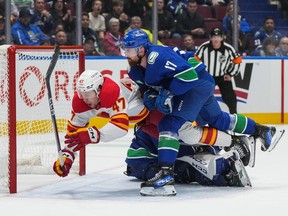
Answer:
[[124, 109, 252, 196], [122, 29, 285, 196]]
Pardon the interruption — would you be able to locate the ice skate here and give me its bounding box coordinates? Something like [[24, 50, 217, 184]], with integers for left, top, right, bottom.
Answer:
[[140, 166, 176, 196], [255, 124, 285, 152], [225, 156, 252, 187]]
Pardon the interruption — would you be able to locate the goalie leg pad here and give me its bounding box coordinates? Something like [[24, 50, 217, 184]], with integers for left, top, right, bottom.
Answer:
[[177, 151, 234, 180], [234, 159, 252, 187], [225, 159, 252, 187]]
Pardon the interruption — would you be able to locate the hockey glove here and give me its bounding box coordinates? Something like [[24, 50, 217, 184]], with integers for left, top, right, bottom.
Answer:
[[143, 88, 158, 111], [64, 126, 100, 152], [155, 88, 174, 114], [53, 149, 75, 177]]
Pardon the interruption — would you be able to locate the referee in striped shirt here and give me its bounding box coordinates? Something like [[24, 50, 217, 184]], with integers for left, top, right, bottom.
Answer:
[[194, 28, 242, 114]]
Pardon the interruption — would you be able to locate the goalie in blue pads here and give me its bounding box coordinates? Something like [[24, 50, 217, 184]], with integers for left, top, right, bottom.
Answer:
[[124, 110, 252, 196]]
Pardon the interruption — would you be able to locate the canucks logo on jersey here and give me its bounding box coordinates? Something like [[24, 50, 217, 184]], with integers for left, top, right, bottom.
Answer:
[[148, 51, 159, 64]]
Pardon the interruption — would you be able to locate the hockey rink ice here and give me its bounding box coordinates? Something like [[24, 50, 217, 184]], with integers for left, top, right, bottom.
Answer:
[[1, 125, 287, 216]]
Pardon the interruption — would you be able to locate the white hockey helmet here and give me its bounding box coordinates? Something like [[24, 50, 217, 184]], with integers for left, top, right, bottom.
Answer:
[[76, 69, 104, 97]]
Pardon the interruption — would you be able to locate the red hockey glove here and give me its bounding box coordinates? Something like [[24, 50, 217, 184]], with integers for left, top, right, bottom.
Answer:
[[53, 149, 75, 177], [64, 126, 100, 152]]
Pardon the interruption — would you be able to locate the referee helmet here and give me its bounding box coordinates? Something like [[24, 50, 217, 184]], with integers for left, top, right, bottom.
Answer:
[[210, 28, 223, 37]]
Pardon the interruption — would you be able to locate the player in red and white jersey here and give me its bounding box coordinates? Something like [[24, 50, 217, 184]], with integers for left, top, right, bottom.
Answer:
[[67, 71, 148, 142], [53, 69, 148, 177]]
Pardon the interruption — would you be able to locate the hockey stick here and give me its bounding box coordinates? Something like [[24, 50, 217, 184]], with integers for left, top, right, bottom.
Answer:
[[45, 46, 64, 166]]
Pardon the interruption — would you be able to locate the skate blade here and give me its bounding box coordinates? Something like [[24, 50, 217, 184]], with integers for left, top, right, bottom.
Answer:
[[235, 160, 252, 187], [140, 185, 177, 196], [267, 129, 285, 152], [248, 137, 256, 167]]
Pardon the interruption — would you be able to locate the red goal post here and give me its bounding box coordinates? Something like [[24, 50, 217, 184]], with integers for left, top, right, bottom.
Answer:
[[0, 45, 86, 193]]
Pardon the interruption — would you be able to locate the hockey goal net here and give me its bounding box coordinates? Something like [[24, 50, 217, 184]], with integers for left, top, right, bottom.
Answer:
[[0, 45, 86, 193]]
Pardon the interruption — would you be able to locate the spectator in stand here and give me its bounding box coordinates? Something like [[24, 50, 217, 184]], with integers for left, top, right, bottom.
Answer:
[[275, 36, 288, 56], [50, 21, 64, 36], [83, 0, 93, 12], [31, 0, 53, 35], [84, 36, 105, 56], [88, 0, 105, 40], [50, 0, 75, 33], [146, 0, 153, 10], [82, 12, 104, 54], [54, 29, 71, 45], [49, 21, 69, 44], [254, 17, 282, 50], [143, 0, 176, 40], [104, 18, 124, 56], [167, 0, 188, 18], [101, 0, 116, 15], [175, 0, 206, 39], [124, 0, 149, 20], [1, 0, 39, 24], [125, 16, 162, 45], [105, 0, 130, 34], [182, 33, 197, 52], [224, 19, 254, 56], [0, 15, 5, 45], [222, 2, 253, 36], [11, 8, 48, 45], [11, 0, 34, 17], [0, 0, 20, 22], [251, 37, 277, 56]]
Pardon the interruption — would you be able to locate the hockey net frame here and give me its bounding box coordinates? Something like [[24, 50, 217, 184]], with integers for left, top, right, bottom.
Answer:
[[0, 45, 86, 193]]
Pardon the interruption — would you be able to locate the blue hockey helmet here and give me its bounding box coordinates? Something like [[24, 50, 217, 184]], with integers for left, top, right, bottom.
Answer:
[[123, 29, 150, 49]]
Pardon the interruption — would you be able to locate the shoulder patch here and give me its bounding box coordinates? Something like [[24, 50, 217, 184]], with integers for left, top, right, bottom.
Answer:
[[147, 51, 159, 64]]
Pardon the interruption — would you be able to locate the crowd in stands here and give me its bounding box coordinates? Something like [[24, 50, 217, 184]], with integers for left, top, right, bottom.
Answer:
[[0, 0, 287, 56]]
